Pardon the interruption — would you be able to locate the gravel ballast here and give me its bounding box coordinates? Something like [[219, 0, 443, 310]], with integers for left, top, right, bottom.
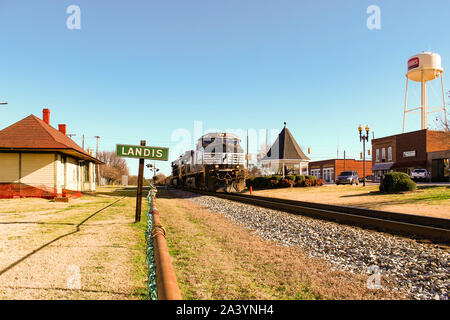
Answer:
[[172, 190, 449, 300]]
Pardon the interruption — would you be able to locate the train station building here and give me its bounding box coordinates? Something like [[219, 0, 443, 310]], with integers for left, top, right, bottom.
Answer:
[[261, 123, 310, 176], [0, 108, 102, 199], [371, 129, 450, 182], [308, 159, 373, 184]]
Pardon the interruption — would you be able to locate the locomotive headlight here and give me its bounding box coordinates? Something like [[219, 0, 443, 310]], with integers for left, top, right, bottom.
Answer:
[[236, 165, 240, 169], [214, 164, 219, 169]]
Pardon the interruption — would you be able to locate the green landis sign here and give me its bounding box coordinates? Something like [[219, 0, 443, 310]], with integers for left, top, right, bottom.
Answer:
[[116, 144, 169, 161]]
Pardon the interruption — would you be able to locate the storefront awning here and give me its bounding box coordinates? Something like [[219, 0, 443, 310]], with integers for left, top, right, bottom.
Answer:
[[371, 162, 393, 171], [391, 160, 426, 169]]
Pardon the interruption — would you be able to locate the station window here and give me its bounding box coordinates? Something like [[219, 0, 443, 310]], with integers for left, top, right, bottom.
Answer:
[[376, 149, 380, 162], [382, 148, 386, 160], [83, 163, 90, 182], [388, 147, 392, 161]]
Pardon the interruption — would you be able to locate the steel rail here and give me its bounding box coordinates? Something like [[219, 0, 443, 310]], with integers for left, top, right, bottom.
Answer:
[[184, 189, 450, 244], [150, 191, 182, 300]]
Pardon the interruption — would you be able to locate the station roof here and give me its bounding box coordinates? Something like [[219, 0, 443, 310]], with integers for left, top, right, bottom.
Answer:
[[0, 114, 102, 164], [263, 124, 310, 161]]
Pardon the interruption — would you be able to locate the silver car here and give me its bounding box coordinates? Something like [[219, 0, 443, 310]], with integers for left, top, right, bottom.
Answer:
[[336, 171, 359, 185]]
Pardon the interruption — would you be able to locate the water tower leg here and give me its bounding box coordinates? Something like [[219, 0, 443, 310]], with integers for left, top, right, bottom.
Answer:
[[421, 71, 428, 130], [403, 77, 409, 133], [441, 74, 449, 131]]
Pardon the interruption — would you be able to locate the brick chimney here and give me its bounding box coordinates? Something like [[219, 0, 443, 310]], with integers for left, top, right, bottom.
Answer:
[[58, 124, 67, 135], [43, 108, 50, 125]]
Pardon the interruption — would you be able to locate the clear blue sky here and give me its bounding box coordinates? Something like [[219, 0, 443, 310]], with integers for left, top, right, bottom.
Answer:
[[1, 0, 449, 177]]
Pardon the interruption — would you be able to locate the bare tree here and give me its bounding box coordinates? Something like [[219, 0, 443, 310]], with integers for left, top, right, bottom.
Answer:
[[97, 151, 129, 185], [153, 173, 167, 185], [432, 113, 450, 132], [432, 91, 450, 131], [248, 165, 262, 178], [128, 175, 138, 186]]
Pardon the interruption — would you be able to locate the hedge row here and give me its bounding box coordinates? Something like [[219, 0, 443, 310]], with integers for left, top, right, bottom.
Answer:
[[246, 175, 324, 189], [379, 172, 417, 193]]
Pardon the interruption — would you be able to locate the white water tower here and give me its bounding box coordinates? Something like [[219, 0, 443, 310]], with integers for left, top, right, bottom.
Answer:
[[402, 52, 448, 132]]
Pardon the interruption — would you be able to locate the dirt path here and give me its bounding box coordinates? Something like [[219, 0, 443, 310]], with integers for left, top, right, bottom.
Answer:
[[0, 188, 147, 300]]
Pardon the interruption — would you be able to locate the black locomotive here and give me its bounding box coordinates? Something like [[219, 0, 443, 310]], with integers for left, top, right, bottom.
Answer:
[[171, 132, 246, 192]]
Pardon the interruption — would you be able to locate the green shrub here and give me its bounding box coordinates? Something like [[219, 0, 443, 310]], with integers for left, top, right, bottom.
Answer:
[[380, 172, 417, 193], [286, 175, 297, 182], [247, 174, 324, 190], [248, 177, 267, 189]]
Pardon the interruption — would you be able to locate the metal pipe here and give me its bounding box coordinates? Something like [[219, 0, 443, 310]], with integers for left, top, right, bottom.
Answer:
[[151, 193, 182, 300]]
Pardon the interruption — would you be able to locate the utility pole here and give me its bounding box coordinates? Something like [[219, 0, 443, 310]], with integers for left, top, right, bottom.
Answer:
[[246, 129, 249, 178], [337, 136, 339, 159], [82, 134, 85, 150], [265, 128, 268, 153], [344, 150, 346, 170], [94, 136, 101, 185]]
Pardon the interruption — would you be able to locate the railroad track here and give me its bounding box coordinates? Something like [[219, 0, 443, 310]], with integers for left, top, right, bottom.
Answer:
[[175, 188, 450, 244]]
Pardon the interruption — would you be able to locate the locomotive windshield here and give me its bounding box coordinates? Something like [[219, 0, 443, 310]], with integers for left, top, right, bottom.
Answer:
[[224, 138, 244, 153], [202, 137, 243, 153]]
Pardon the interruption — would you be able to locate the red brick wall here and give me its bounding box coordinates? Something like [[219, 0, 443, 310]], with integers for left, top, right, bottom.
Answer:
[[395, 130, 427, 164], [372, 135, 396, 165], [427, 130, 450, 152], [309, 159, 372, 180], [335, 159, 372, 179]]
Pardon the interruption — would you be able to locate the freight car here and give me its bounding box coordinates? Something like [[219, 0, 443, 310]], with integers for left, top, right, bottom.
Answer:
[[171, 132, 246, 192]]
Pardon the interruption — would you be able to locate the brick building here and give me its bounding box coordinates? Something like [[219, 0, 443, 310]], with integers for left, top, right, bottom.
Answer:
[[309, 159, 373, 183], [371, 129, 450, 182], [0, 109, 102, 199]]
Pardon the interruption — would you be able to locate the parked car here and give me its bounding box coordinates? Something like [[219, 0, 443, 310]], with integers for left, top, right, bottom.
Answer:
[[410, 168, 430, 182], [336, 171, 359, 185]]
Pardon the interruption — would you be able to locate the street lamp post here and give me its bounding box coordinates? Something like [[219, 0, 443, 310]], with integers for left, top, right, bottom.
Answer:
[[358, 124, 370, 187]]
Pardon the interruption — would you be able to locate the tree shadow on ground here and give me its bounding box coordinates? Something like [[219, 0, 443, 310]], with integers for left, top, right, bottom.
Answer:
[[339, 185, 450, 208], [340, 185, 448, 198]]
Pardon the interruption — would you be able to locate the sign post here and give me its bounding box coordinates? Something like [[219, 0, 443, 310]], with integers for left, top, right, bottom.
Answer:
[[116, 143, 169, 223], [135, 140, 146, 223]]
